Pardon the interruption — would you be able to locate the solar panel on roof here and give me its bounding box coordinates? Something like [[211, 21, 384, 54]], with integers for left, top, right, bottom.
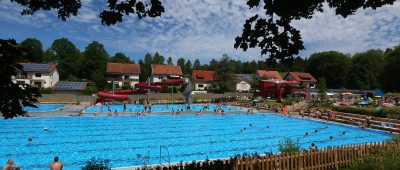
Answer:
[[55, 82, 85, 90], [21, 63, 51, 72]]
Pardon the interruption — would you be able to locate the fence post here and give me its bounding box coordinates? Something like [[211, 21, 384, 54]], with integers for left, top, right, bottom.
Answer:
[[334, 147, 339, 170]]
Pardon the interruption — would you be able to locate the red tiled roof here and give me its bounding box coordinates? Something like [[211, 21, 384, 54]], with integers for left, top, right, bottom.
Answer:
[[286, 72, 318, 82], [106, 62, 141, 74], [256, 70, 283, 81], [151, 64, 183, 75], [192, 70, 215, 82]]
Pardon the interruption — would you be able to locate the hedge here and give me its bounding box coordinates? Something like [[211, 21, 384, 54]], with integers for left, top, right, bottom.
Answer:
[[332, 106, 400, 118]]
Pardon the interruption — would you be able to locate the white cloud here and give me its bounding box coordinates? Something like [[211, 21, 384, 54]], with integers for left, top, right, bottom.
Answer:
[[0, 1, 399, 62]]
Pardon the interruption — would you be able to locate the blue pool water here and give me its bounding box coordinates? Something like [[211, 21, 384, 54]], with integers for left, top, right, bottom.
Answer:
[[24, 104, 65, 112], [0, 114, 391, 169], [84, 104, 244, 113]]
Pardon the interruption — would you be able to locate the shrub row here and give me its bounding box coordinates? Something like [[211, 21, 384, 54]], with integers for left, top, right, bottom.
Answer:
[[332, 106, 400, 118]]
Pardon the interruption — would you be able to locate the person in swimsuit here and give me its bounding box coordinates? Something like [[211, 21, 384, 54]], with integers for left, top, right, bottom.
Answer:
[[3, 159, 20, 170], [50, 157, 63, 170]]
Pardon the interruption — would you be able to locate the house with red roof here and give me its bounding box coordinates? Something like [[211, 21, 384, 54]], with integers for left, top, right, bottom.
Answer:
[[151, 64, 183, 83], [13, 63, 59, 88], [192, 70, 216, 91], [284, 72, 318, 88], [255, 70, 283, 81], [106, 62, 141, 88]]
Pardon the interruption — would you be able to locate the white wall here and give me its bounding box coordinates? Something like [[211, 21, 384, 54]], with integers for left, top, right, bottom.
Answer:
[[236, 81, 251, 92], [194, 83, 210, 91], [151, 75, 181, 83], [107, 74, 140, 88]]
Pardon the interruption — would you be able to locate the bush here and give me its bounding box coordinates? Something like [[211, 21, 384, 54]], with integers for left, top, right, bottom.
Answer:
[[81, 157, 111, 170], [346, 147, 400, 170], [389, 135, 400, 143], [121, 85, 132, 90], [81, 84, 98, 95], [161, 86, 181, 93], [278, 137, 301, 153], [332, 106, 400, 118], [39, 87, 54, 94], [282, 97, 304, 105]]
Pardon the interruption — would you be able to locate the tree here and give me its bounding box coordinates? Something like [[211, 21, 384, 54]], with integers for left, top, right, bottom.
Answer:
[[317, 77, 327, 103], [380, 45, 400, 91], [109, 52, 132, 63], [208, 59, 218, 71], [306, 51, 351, 89], [49, 38, 81, 80], [176, 57, 186, 75], [140, 53, 153, 81], [152, 52, 164, 64], [234, 0, 396, 62], [214, 54, 235, 92], [348, 49, 385, 90], [81, 41, 109, 89], [0, 39, 41, 119], [167, 57, 173, 65], [185, 60, 193, 75], [42, 48, 57, 63], [193, 59, 201, 70], [18, 38, 44, 62]]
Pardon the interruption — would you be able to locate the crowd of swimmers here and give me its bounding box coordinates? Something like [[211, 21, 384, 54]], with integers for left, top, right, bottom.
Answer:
[[79, 101, 233, 116], [3, 157, 63, 170]]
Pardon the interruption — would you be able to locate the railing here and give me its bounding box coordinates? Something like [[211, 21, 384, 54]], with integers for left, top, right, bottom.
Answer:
[[159, 145, 170, 166]]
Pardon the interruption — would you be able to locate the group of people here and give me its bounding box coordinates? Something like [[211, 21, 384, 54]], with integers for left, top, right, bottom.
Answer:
[[3, 157, 63, 170]]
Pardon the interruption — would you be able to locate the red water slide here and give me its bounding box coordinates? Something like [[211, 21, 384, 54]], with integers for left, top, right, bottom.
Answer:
[[97, 79, 183, 102]]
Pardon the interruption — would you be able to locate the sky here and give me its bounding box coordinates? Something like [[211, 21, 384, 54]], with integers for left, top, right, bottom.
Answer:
[[0, 0, 399, 64]]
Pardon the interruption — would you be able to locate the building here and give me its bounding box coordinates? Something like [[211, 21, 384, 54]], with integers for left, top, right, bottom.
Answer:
[[106, 62, 141, 88], [234, 74, 252, 92], [151, 64, 183, 83], [192, 70, 215, 91], [259, 80, 305, 99], [54, 81, 89, 94], [255, 70, 283, 81], [13, 63, 59, 88], [284, 72, 318, 88]]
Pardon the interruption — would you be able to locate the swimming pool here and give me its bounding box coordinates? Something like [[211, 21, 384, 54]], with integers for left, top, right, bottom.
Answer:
[[84, 104, 244, 113], [0, 114, 391, 169], [24, 104, 65, 112]]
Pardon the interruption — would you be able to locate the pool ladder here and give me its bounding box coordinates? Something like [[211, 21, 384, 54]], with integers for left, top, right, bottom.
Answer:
[[159, 145, 171, 166]]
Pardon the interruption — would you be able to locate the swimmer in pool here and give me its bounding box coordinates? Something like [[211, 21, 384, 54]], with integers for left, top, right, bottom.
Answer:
[[3, 159, 20, 170], [304, 132, 309, 137], [329, 136, 334, 140], [44, 127, 48, 131]]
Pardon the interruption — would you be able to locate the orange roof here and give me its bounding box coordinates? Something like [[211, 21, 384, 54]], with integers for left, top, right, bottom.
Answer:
[[256, 70, 283, 81], [151, 64, 183, 75], [286, 72, 317, 82], [192, 70, 215, 82], [106, 62, 141, 74]]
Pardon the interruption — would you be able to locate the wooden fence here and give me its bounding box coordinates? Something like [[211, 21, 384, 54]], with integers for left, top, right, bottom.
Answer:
[[233, 142, 398, 170], [126, 141, 399, 170]]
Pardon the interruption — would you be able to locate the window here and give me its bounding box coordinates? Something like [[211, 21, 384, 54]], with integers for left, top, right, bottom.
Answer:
[[35, 73, 41, 77], [198, 84, 204, 88], [124, 75, 129, 80], [34, 82, 42, 88]]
